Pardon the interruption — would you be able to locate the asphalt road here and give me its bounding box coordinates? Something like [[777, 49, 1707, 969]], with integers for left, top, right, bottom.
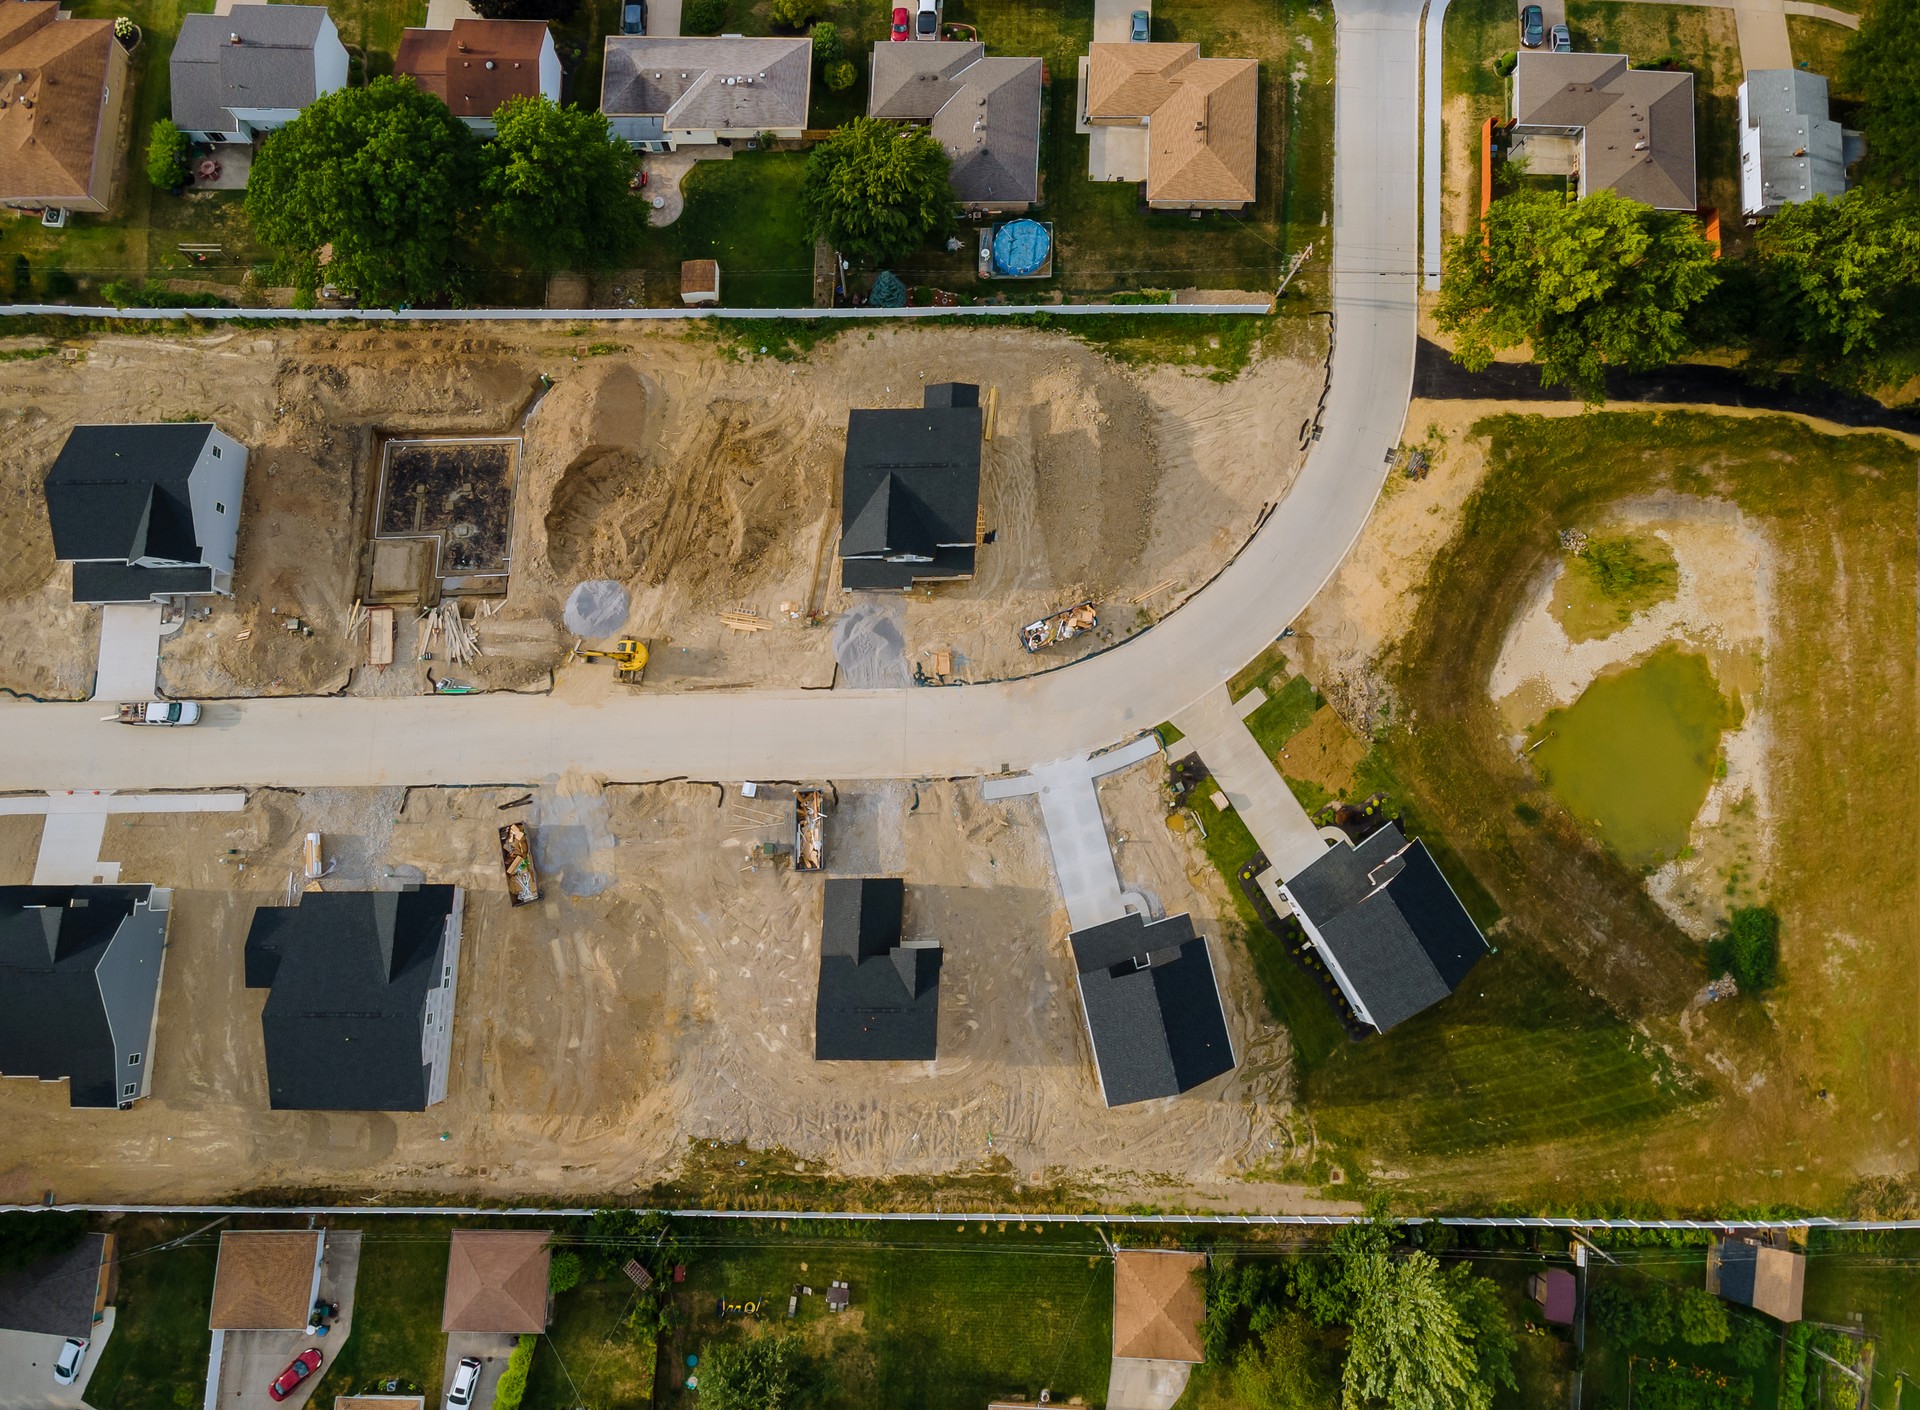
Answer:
[[0, 0, 1423, 794]]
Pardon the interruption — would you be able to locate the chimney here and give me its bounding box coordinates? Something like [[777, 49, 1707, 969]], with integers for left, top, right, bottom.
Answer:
[[229, 32, 241, 43], [456, 39, 469, 51]]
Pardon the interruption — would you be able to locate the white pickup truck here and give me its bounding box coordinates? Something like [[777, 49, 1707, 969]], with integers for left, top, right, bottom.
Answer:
[[111, 700, 203, 726]]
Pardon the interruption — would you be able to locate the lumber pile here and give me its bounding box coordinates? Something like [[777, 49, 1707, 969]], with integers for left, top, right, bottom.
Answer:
[[422, 601, 482, 665], [721, 608, 770, 633]]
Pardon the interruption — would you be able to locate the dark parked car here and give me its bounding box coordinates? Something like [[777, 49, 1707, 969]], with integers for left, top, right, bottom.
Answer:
[[1130, 9, 1150, 40], [268, 1349, 324, 1403], [621, 0, 645, 34], [1519, 4, 1545, 47]]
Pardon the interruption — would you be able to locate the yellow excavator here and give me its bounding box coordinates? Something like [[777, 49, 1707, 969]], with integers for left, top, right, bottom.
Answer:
[[566, 637, 649, 683]]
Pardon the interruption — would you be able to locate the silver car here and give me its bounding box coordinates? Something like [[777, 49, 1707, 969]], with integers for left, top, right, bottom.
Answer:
[[446, 1357, 483, 1409], [1549, 22, 1572, 50]]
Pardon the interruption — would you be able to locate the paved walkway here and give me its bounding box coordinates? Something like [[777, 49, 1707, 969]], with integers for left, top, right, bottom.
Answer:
[[8, 790, 247, 886], [983, 735, 1161, 931], [0, 1307, 114, 1410], [1611, 0, 1792, 67], [1106, 1357, 1193, 1410], [93, 604, 163, 701], [644, 143, 731, 227], [1172, 685, 1329, 881]]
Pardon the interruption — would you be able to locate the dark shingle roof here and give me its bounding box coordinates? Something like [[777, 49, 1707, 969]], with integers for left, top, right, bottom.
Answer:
[[868, 44, 1043, 206], [171, 7, 329, 134], [44, 423, 215, 563], [72, 563, 215, 604], [1282, 823, 1488, 1032], [0, 1233, 107, 1338], [243, 887, 456, 1111], [1070, 913, 1235, 1106], [815, 878, 941, 1061], [840, 384, 980, 588], [0, 886, 151, 1108]]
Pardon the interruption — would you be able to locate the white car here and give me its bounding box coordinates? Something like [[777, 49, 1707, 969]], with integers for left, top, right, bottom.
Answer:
[[53, 1337, 87, 1386], [914, 0, 939, 39], [446, 1356, 483, 1409]]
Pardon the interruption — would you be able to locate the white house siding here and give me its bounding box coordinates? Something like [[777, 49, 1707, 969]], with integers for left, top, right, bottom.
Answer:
[[315, 15, 349, 96], [183, 427, 248, 582], [538, 31, 561, 101]]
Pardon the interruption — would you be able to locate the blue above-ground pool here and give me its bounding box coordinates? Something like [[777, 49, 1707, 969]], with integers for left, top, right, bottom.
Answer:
[[992, 219, 1052, 277]]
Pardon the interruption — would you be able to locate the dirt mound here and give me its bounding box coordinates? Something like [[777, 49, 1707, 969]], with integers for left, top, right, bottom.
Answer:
[[543, 446, 658, 581]]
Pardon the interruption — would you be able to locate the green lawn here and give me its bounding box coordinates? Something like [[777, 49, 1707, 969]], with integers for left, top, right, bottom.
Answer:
[[85, 1222, 219, 1410], [1786, 16, 1860, 99], [1243, 675, 1324, 760], [306, 1222, 456, 1405], [652, 151, 817, 308], [525, 1275, 658, 1410], [654, 1221, 1113, 1409]]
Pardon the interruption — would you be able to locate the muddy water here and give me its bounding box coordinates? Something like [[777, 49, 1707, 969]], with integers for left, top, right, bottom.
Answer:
[[1529, 645, 1737, 867]]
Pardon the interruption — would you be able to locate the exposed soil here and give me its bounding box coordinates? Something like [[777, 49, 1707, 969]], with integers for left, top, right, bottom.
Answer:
[[0, 323, 1321, 704]]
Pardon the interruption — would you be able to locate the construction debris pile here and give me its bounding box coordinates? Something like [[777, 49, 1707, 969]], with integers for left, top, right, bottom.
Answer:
[[424, 602, 485, 667]]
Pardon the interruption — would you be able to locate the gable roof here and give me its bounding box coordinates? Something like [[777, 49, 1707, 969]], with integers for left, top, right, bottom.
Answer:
[[171, 6, 331, 134], [442, 1230, 553, 1333], [840, 384, 981, 590], [1283, 823, 1487, 1032], [1740, 69, 1847, 211], [815, 878, 942, 1061], [1710, 1237, 1805, 1322], [1113, 1250, 1206, 1362], [0, 1233, 109, 1339], [1512, 52, 1697, 210], [1070, 913, 1235, 1106], [0, 885, 162, 1108], [243, 887, 458, 1111], [43, 423, 218, 564], [601, 35, 811, 131], [209, 1231, 321, 1329], [0, 5, 116, 203], [869, 43, 1044, 206], [396, 19, 550, 119], [1085, 43, 1257, 205]]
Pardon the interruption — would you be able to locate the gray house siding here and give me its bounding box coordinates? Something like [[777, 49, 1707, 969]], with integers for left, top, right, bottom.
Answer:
[[91, 889, 171, 1105], [420, 888, 463, 1108], [182, 429, 247, 587]]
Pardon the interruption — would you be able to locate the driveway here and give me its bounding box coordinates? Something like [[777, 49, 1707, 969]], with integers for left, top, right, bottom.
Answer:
[[0, 1308, 115, 1410], [93, 602, 163, 701], [0, 0, 1425, 803], [443, 1332, 520, 1410], [648, 0, 682, 35], [211, 1233, 361, 1410], [1105, 1357, 1192, 1410], [1093, 0, 1143, 43]]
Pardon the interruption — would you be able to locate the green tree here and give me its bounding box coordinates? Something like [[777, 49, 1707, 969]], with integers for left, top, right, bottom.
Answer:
[[805, 118, 952, 265], [482, 95, 643, 272], [683, 0, 726, 32], [824, 59, 857, 91], [1749, 191, 1920, 390], [146, 118, 192, 191], [1844, 0, 1920, 189], [810, 20, 840, 61], [1230, 1310, 1345, 1410], [1435, 189, 1720, 403], [547, 1250, 583, 1294], [492, 1334, 537, 1410], [247, 77, 480, 304], [699, 1334, 808, 1410], [768, 0, 824, 28], [1707, 906, 1781, 993], [1446, 1265, 1518, 1404], [1676, 1287, 1732, 1346], [1344, 1250, 1488, 1410]]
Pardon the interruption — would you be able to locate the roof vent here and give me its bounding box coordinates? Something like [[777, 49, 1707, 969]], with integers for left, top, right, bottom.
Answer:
[[229, 31, 241, 43], [485, 58, 496, 69], [456, 39, 469, 51]]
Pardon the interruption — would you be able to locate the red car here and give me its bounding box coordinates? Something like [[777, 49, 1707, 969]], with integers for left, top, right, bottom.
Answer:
[[890, 5, 909, 39], [268, 1348, 323, 1402]]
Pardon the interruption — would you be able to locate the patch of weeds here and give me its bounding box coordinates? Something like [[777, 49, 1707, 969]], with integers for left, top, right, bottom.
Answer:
[[697, 317, 852, 363], [0, 344, 56, 362]]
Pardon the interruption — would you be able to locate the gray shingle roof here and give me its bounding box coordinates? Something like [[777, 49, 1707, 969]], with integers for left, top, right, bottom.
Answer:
[[1740, 69, 1847, 212], [0, 1233, 107, 1338], [43, 422, 215, 563], [869, 44, 1043, 205], [171, 6, 329, 133], [1282, 823, 1488, 1032], [1070, 913, 1235, 1106], [840, 384, 980, 589], [1513, 52, 1697, 210], [601, 35, 811, 131], [815, 878, 941, 1060]]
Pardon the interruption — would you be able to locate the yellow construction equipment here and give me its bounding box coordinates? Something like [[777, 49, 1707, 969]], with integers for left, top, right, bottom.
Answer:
[[567, 637, 649, 683]]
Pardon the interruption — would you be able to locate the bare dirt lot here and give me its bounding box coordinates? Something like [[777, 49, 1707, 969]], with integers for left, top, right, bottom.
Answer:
[[0, 323, 1320, 702], [0, 763, 1332, 1209]]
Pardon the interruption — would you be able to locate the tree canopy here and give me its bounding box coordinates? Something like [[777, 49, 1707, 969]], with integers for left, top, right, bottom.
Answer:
[[1844, 0, 1920, 190], [482, 96, 644, 273], [698, 1334, 808, 1410], [1435, 189, 1720, 403], [803, 118, 953, 266], [145, 118, 191, 191], [1747, 191, 1920, 390], [247, 77, 480, 305]]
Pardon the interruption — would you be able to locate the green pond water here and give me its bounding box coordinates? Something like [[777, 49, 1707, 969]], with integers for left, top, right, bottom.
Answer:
[[1529, 646, 1736, 868]]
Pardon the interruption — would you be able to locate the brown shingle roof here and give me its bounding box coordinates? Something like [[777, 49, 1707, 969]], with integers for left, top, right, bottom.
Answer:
[[396, 19, 549, 119], [1112, 1250, 1206, 1362], [1086, 43, 1257, 206], [1086, 42, 1197, 118], [1512, 52, 1697, 210], [0, 5, 116, 204], [209, 1231, 322, 1330], [442, 1230, 553, 1334]]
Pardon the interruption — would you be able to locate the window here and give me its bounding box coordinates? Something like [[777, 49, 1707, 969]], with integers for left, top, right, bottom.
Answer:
[[211, 445, 222, 459], [215, 501, 227, 514], [128, 1052, 141, 1067], [122, 1083, 137, 1099]]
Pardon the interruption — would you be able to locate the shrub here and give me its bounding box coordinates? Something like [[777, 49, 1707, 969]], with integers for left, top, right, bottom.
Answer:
[[869, 270, 907, 307], [811, 20, 840, 61], [824, 58, 856, 90], [768, 0, 824, 29], [548, 1250, 582, 1294], [1494, 50, 1518, 76], [492, 1334, 537, 1410], [1708, 906, 1780, 992], [46, 270, 77, 297], [682, 0, 725, 31], [1729, 1316, 1774, 1370], [11, 254, 29, 299], [145, 118, 192, 191], [1676, 1287, 1731, 1346]]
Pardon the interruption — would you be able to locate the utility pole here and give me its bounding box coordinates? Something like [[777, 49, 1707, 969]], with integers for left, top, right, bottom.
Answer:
[[1276, 244, 1314, 301]]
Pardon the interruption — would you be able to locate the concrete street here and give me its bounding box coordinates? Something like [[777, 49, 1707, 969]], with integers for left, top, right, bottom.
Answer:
[[0, 0, 1423, 795]]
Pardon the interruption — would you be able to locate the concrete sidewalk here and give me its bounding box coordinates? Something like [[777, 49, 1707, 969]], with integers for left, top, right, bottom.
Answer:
[[1172, 685, 1329, 881]]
